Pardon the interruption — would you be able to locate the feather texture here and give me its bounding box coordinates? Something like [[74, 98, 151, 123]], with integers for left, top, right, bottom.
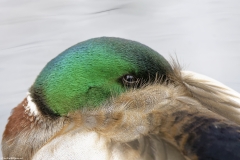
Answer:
[[181, 70, 240, 125], [3, 65, 240, 160]]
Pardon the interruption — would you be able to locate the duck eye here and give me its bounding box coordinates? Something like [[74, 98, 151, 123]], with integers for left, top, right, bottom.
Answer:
[[122, 74, 138, 86]]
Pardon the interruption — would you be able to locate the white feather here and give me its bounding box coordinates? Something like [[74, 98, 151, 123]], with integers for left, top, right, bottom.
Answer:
[[25, 93, 39, 116], [32, 131, 126, 160]]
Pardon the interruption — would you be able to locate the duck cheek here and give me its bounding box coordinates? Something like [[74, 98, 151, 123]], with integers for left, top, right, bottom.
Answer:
[[85, 86, 112, 107]]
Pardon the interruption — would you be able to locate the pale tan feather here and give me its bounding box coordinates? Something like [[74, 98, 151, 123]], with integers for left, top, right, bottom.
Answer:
[[180, 70, 240, 125]]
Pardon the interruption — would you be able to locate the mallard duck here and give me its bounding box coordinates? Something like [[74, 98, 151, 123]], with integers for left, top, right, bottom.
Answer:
[[2, 37, 240, 160]]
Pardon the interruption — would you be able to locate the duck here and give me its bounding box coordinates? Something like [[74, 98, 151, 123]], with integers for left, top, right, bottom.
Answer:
[[2, 37, 240, 160]]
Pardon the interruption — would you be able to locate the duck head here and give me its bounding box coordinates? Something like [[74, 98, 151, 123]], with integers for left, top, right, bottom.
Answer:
[[30, 37, 172, 117]]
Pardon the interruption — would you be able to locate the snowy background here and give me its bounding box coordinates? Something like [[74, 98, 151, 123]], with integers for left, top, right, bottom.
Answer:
[[1, 0, 240, 157]]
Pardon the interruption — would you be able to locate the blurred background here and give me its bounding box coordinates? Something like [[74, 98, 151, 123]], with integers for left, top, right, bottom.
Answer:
[[1, 0, 240, 157]]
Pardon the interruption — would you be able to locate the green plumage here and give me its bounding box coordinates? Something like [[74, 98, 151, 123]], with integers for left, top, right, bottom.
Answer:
[[30, 37, 172, 116]]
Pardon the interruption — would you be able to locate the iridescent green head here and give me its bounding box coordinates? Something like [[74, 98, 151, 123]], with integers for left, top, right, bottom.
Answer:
[[30, 37, 172, 116]]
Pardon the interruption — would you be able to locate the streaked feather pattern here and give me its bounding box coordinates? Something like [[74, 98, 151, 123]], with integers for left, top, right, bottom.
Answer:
[[181, 70, 240, 125], [3, 65, 240, 160]]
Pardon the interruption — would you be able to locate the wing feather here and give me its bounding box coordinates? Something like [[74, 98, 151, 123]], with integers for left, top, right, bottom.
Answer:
[[181, 70, 240, 125]]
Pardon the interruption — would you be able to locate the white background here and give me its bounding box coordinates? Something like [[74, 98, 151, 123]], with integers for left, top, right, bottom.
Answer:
[[1, 0, 240, 157]]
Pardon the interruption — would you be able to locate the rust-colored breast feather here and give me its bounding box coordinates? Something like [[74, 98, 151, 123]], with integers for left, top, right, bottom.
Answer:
[[3, 98, 29, 142], [2, 99, 65, 160]]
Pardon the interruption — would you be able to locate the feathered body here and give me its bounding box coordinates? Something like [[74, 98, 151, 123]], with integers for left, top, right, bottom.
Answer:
[[2, 37, 240, 160]]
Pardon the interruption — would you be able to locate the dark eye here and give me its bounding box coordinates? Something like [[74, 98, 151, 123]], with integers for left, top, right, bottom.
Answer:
[[122, 74, 138, 86]]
